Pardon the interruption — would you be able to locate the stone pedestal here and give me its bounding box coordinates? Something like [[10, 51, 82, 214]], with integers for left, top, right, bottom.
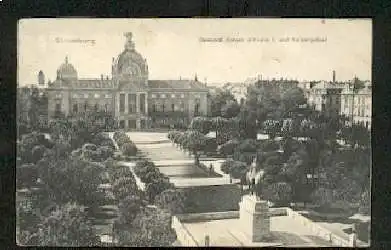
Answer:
[[239, 194, 270, 242]]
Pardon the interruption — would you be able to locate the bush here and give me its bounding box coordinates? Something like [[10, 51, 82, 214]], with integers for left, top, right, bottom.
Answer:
[[82, 143, 97, 151], [98, 146, 114, 160], [113, 131, 132, 147], [121, 143, 138, 156]]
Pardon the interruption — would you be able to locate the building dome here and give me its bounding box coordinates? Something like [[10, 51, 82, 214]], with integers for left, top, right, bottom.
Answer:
[[112, 32, 148, 82], [57, 56, 78, 80]]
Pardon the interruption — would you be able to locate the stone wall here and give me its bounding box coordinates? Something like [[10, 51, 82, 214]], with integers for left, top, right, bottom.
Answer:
[[172, 216, 199, 246], [285, 208, 367, 247], [177, 211, 239, 222], [181, 184, 241, 213]]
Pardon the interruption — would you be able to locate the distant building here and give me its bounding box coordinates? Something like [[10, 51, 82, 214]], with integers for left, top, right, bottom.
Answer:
[[300, 73, 372, 130], [340, 81, 372, 129], [17, 83, 48, 128], [305, 81, 342, 118], [44, 32, 209, 129]]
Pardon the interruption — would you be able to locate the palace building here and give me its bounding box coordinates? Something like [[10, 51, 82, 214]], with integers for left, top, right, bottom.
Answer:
[[45, 32, 209, 129]]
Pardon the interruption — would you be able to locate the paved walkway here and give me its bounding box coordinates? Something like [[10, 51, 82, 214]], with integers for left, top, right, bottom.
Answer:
[[117, 161, 145, 191]]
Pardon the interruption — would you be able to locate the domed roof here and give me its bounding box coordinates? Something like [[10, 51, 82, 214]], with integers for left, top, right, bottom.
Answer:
[[57, 56, 78, 80], [112, 32, 148, 79]]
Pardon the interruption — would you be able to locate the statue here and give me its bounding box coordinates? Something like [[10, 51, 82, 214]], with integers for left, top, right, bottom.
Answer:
[[250, 178, 256, 195], [124, 32, 135, 51]]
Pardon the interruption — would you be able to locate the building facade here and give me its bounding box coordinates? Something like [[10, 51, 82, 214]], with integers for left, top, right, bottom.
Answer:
[[17, 84, 49, 129], [45, 32, 209, 129], [305, 81, 343, 119], [340, 82, 372, 129], [301, 77, 372, 130]]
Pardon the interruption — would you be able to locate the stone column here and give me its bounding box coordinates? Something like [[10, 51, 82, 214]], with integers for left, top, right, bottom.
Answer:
[[125, 92, 129, 114], [136, 93, 140, 113], [239, 194, 270, 242], [144, 92, 148, 115], [116, 92, 120, 117]]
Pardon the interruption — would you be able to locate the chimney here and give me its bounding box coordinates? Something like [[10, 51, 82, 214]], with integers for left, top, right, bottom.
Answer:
[[332, 70, 336, 83], [101, 74, 103, 80], [106, 76, 109, 80]]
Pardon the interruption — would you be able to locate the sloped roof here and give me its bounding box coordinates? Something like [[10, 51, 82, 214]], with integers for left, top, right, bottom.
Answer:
[[148, 80, 208, 90], [71, 79, 114, 88]]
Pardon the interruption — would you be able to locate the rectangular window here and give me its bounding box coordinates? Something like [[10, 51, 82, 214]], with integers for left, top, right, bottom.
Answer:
[[151, 94, 157, 98], [105, 94, 111, 98], [84, 93, 89, 99], [94, 93, 100, 99], [171, 103, 175, 112], [128, 93, 137, 113], [73, 103, 78, 113], [119, 120, 125, 129], [181, 94, 185, 98], [180, 101, 184, 112], [55, 103, 61, 112], [171, 94, 175, 98], [161, 94, 166, 98], [55, 93, 62, 99], [140, 93, 146, 114], [128, 120, 137, 129], [119, 94, 125, 112], [72, 94, 78, 98]]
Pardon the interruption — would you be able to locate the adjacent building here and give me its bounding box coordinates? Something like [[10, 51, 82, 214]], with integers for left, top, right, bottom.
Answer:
[[300, 73, 372, 130], [304, 81, 343, 119], [340, 81, 372, 129], [44, 32, 209, 130]]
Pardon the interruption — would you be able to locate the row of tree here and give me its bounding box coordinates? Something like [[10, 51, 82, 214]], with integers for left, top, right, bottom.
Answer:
[[109, 163, 177, 247]]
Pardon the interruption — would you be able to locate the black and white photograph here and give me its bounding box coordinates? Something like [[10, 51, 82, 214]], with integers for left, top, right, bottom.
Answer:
[[16, 18, 371, 247]]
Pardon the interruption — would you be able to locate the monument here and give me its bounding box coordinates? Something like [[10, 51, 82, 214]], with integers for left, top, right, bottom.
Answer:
[[239, 193, 271, 242]]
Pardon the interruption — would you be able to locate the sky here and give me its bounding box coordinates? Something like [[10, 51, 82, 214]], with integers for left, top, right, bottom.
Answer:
[[18, 18, 372, 86]]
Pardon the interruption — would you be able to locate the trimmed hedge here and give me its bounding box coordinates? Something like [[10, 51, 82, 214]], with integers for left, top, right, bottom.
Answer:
[[133, 160, 173, 201], [113, 131, 138, 156]]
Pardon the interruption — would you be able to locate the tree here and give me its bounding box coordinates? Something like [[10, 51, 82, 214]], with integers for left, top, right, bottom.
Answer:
[[17, 163, 39, 188], [155, 189, 186, 214], [262, 182, 292, 206], [310, 187, 334, 207], [117, 195, 144, 225], [233, 139, 258, 165], [130, 207, 177, 247], [221, 159, 249, 179], [38, 203, 100, 246], [280, 87, 307, 117], [263, 120, 282, 139], [146, 180, 175, 202], [217, 139, 240, 156], [189, 116, 212, 134], [121, 142, 138, 156], [221, 100, 240, 118], [183, 130, 207, 166], [358, 189, 370, 215], [112, 177, 139, 201], [209, 89, 237, 117]]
